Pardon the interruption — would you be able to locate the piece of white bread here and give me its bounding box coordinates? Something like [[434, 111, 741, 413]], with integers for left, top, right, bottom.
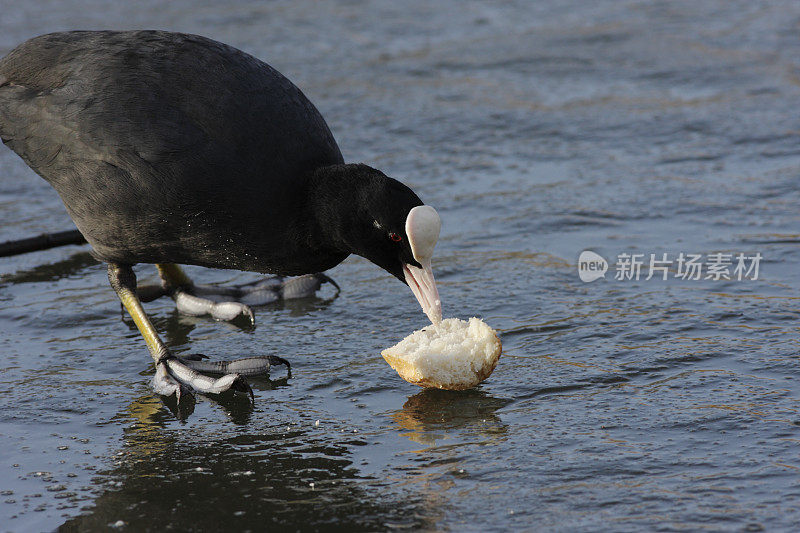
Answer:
[[382, 317, 501, 390]]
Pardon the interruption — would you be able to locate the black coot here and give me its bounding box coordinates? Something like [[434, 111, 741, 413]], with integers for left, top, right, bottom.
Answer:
[[0, 31, 443, 398]]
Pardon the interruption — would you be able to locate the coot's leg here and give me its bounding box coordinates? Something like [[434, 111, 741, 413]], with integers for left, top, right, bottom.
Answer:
[[107, 263, 254, 400]]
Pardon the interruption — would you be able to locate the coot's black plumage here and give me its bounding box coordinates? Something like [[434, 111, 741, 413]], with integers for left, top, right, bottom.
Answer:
[[0, 31, 443, 398]]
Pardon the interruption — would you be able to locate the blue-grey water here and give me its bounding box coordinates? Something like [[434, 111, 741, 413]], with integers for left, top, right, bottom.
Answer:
[[1, 1, 799, 531]]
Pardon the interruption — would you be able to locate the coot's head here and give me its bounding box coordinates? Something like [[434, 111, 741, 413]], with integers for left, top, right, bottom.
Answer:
[[313, 164, 442, 324]]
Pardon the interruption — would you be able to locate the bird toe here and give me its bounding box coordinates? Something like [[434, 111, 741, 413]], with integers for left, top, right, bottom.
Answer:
[[210, 301, 254, 323]]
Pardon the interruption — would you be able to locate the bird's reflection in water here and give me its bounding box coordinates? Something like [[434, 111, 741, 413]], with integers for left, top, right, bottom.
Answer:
[[392, 388, 511, 446], [59, 392, 434, 531], [148, 386, 262, 424], [0, 250, 97, 285]]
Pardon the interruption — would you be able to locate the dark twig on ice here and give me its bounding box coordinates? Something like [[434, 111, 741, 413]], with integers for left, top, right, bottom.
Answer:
[[0, 229, 86, 257]]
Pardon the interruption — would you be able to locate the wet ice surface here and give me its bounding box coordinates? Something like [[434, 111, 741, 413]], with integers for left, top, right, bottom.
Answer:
[[2, 0, 800, 530]]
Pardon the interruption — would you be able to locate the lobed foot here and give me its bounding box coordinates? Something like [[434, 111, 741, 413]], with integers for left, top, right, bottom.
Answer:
[[141, 270, 339, 323], [153, 356, 249, 402], [173, 291, 255, 323], [151, 360, 190, 401], [151, 353, 291, 402], [177, 353, 291, 377], [189, 272, 339, 306]]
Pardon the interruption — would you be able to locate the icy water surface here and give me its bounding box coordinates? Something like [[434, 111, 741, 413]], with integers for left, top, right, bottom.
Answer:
[[1, 1, 800, 531]]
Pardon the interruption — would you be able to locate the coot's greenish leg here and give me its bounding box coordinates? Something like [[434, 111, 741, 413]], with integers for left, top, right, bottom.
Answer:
[[156, 263, 193, 291], [108, 263, 171, 363], [156, 263, 255, 323], [107, 263, 253, 399]]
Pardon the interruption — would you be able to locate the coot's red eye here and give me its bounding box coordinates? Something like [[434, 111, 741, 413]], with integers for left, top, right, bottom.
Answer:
[[389, 232, 402, 242]]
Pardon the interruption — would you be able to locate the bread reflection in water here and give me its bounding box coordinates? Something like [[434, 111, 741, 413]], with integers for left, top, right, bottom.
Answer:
[[391, 388, 511, 446]]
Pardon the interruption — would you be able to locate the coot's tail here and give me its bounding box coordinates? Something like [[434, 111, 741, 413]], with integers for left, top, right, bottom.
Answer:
[[0, 229, 86, 257]]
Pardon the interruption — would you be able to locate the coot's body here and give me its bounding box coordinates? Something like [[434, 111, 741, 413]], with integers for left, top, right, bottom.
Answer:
[[0, 31, 345, 273], [0, 31, 444, 397]]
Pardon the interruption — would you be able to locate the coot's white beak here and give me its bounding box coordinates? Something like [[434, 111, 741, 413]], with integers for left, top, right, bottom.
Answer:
[[403, 260, 441, 325], [404, 205, 442, 325]]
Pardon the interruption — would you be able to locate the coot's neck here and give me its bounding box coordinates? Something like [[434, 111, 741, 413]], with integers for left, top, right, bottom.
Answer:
[[303, 164, 369, 255]]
